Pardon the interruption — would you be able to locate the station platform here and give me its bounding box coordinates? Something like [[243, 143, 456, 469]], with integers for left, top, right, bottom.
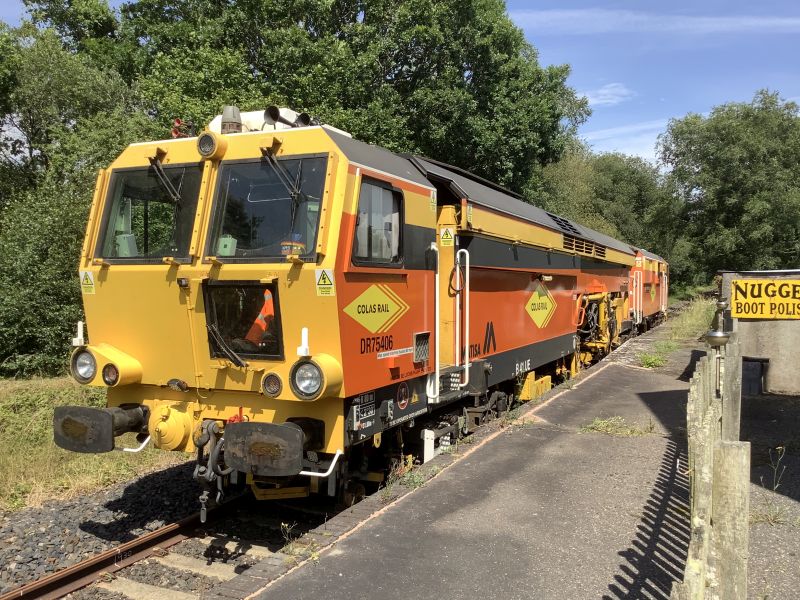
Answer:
[[236, 348, 694, 600]]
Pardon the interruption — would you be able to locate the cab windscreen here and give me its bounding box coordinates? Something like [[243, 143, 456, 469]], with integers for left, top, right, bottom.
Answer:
[[206, 156, 327, 261], [95, 164, 202, 262]]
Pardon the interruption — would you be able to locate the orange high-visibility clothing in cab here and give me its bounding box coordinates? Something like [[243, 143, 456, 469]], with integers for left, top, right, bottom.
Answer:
[[245, 290, 275, 344]]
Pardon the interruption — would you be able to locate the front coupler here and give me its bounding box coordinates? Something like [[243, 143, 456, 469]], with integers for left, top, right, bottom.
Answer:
[[53, 405, 149, 453]]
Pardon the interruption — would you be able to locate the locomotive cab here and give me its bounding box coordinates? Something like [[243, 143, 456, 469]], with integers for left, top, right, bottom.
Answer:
[[54, 107, 441, 512]]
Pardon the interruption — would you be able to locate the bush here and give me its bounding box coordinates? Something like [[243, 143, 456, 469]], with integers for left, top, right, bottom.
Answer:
[[0, 378, 182, 511]]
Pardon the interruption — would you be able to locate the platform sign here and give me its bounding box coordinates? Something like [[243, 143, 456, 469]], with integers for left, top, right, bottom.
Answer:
[[730, 279, 800, 319], [525, 281, 557, 328]]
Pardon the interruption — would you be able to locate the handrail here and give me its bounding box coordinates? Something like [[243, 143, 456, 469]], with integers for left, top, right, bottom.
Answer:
[[426, 242, 440, 402], [456, 248, 470, 388], [299, 449, 342, 477]]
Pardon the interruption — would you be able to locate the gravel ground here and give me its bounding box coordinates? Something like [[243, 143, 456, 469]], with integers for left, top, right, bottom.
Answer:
[[123, 558, 222, 593], [742, 393, 800, 599], [66, 587, 128, 600], [0, 461, 200, 594], [172, 537, 261, 568]]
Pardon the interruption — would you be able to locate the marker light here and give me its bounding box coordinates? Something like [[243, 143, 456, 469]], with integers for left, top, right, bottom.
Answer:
[[196, 131, 228, 160], [291, 362, 322, 399], [262, 373, 282, 398], [72, 350, 97, 383], [102, 363, 120, 386]]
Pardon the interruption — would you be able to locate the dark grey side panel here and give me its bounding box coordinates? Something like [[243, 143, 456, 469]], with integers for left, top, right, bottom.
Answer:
[[461, 235, 629, 271]]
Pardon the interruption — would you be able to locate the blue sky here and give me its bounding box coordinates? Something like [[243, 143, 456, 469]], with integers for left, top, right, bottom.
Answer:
[[2, 1, 799, 163], [507, 1, 800, 162]]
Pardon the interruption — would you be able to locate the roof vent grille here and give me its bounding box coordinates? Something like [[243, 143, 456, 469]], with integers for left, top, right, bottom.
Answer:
[[563, 234, 606, 259], [547, 212, 582, 236]]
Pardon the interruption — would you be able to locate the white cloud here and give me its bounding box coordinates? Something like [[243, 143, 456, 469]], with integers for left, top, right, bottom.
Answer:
[[510, 9, 800, 35], [581, 83, 636, 107], [581, 119, 669, 163]]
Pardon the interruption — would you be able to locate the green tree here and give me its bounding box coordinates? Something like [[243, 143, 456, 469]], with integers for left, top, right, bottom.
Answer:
[[535, 143, 671, 252], [591, 152, 669, 249], [0, 28, 159, 376], [32, 0, 588, 191], [535, 142, 619, 237], [659, 90, 800, 281]]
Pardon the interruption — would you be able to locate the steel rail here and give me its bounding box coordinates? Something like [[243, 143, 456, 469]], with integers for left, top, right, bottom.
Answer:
[[0, 512, 201, 600]]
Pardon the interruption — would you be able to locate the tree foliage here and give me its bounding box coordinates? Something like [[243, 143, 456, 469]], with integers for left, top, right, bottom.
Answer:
[[536, 143, 670, 251], [659, 90, 800, 282]]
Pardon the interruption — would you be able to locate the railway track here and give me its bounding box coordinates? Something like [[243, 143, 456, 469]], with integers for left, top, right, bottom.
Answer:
[[0, 512, 200, 600], [0, 498, 331, 600]]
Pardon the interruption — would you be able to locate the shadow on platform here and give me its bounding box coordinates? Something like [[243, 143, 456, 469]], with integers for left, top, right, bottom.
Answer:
[[604, 438, 690, 600]]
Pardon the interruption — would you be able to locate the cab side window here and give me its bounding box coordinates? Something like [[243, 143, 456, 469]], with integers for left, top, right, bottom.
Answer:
[[353, 179, 402, 265]]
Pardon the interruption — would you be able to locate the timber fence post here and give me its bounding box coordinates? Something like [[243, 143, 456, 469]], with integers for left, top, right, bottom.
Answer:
[[710, 440, 750, 600]]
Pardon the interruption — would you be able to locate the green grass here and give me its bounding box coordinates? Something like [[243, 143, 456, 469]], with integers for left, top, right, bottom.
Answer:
[[638, 353, 667, 368], [668, 284, 717, 303], [637, 300, 714, 368], [0, 378, 184, 511], [638, 340, 680, 368], [580, 416, 656, 437], [669, 298, 716, 341]]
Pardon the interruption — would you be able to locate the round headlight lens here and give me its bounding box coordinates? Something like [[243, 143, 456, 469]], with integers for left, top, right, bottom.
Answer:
[[102, 363, 119, 386], [73, 351, 97, 383], [293, 362, 322, 398]]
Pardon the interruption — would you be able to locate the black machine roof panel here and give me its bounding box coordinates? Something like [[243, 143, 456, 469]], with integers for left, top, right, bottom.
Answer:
[[323, 129, 433, 189], [411, 156, 634, 256]]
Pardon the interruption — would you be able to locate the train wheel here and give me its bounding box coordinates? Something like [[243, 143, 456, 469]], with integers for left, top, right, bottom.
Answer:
[[342, 481, 366, 507]]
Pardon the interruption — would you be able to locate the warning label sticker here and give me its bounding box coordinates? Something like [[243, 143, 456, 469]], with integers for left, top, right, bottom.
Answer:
[[80, 271, 95, 295], [315, 269, 335, 296], [440, 227, 454, 247]]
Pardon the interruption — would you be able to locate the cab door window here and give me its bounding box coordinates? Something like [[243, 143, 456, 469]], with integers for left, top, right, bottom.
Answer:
[[352, 179, 402, 265]]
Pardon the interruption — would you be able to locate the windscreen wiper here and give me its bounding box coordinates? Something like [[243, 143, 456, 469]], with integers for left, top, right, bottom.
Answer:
[[148, 149, 182, 207], [260, 144, 307, 232], [207, 324, 248, 368]]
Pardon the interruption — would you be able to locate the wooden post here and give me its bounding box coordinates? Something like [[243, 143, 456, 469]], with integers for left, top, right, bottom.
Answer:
[[722, 339, 742, 442], [711, 440, 750, 600], [677, 338, 750, 600], [670, 581, 689, 600]]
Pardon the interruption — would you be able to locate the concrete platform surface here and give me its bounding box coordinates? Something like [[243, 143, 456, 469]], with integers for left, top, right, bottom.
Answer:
[[255, 361, 692, 600]]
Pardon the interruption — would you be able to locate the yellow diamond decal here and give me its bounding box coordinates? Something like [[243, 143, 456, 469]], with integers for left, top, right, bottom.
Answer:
[[343, 284, 409, 334], [526, 281, 557, 328], [649, 284, 656, 302]]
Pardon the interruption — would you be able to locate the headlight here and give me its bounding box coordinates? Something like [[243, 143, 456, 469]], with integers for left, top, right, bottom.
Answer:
[[72, 350, 97, 383], [291, 362, 322, 399], [102, 363, 119, 386]]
